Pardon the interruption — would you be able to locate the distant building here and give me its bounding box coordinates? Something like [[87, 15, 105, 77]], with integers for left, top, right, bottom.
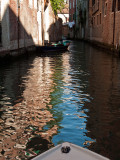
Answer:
[[69, 0, 76, 38], [57, 0, 69, 24], [57, 0, 69, 39], [75, 0, 89, 39]]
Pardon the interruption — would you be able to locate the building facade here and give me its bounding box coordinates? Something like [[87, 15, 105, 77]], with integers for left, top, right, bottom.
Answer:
[[87, 0, 120, 49], [0, 0, 62, 57], [75, 0, 89, 39], [69, 0, 76, 38], [57, 0, 69, 39]]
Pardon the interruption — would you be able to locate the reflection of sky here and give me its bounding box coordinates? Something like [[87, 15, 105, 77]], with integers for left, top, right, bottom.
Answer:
[[51, 53, 95, 147]]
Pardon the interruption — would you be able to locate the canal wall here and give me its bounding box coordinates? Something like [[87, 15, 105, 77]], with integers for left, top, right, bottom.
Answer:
[[84, 39, 120, 57]]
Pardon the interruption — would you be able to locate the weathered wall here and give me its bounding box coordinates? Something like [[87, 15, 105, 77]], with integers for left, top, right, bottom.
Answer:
[[0, 0, 62, 57], [9, 0, 38, 50], [62, 25, 69, 38], [1, 0, 10, 49], [0, 0, 38, 53]]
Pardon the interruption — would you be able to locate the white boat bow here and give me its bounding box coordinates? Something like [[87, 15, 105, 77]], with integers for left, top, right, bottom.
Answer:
[[32, 142, 109, 160]]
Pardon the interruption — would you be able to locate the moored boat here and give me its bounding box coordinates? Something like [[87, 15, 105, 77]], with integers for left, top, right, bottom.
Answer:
[[32, 142, 109, 160], [36, 45, 68, 53], [36, 40, 71, 53]]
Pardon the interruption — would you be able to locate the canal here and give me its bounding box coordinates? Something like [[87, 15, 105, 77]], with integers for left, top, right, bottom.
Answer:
[[0, 41, 120, 160]]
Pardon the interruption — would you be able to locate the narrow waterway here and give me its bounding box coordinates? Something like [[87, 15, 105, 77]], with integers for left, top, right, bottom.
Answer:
[[0, 41, 120, 160]]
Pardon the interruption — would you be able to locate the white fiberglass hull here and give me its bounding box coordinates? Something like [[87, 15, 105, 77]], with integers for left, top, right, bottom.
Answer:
[[32, 142, 109, 160]]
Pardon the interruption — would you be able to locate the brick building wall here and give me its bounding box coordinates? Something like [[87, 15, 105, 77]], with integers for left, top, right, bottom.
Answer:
[[87, 0, 120, 48], [0, 0, 62, 57], [0, 0, 38, 52], [69, 0, 76, 22], [62, 25, 69, 38], [9, 0, 38, 49]]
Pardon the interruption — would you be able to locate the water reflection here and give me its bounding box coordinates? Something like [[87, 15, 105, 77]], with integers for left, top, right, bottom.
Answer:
[[50, 50, 95, 147], [0, 41, 120, 160], [84, 50, 120, 160], [0, 57, 56, 159]]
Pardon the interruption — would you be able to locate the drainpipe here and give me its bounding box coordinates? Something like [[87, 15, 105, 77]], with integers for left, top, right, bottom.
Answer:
[[41, 0, 44, 46], [17, 0, 20, 51], [113, 0, 116, 46]]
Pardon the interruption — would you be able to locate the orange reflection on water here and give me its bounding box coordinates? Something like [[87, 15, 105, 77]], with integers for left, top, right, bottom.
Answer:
[[0, 57, 57, 159]]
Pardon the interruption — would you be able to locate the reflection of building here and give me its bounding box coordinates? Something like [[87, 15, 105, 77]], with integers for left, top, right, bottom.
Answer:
[[0, 56, 57, 159], [85, 47, 120, 159], [62, 53, 71, 84]]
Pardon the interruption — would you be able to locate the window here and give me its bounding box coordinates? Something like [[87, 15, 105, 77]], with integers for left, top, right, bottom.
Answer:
[[93, 16, 95, 25], [70, 2, 71, 9], [73, 0, 74, 8], [97, 15, 99, 25], [100, 13, 101, 24], [92, 0, 95, 6], [29, 0, 33, 8], [112, 0, 116, 12], [34, 0, 37, 9], [118, 0, 120, 10], [73, 13, 74, 20], [105, 3, 107, 15]]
